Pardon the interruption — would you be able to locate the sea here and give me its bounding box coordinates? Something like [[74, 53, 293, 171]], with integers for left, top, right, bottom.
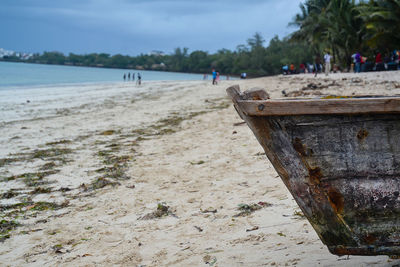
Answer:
[[0, 61, 210, 88], [0, 62, 221, 123]]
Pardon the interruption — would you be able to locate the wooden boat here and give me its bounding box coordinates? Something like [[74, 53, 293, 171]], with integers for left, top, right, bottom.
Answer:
[[227, 85, 400, 256]]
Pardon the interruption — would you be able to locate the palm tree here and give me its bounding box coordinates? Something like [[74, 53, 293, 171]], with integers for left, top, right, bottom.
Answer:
[[290, 0, 366, 68], [289, 0, 331, 53], [322, 0, 365, 67], [357, 0, 400, 50]]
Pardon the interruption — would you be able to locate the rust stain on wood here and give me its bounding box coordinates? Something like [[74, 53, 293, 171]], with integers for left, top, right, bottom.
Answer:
[[364, 234, 378, 245], [327, 189, 344, 214], [293, 137, 307, 156], [357, 129, 369, 140], [309, 167, 323, 185]]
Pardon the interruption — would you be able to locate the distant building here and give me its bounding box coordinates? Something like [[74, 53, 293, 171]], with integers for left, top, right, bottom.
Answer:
[[149, 50, 166, 56], [0, 48, 33, 60], [151, 62, 166, 70], [0, 48, 14, 58]]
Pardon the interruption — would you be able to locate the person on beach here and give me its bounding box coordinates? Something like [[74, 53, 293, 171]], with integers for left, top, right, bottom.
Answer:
[[354, 52, 361, 73], [128, 73, 130, 80], [324, 51, 331, 76], [282, 65, 289, 75], [314, 55, 321, 77], [299, 63, 306, 73], [123, 73, 126, 81], [375, 51, 383, 71], [212, 69, 217, 85], [137, 73, 142, 85], [290, 63, 295, 74], [132, 73, 135, 81]]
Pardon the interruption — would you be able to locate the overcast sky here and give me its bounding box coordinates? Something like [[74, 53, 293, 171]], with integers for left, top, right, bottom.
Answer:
[[1, 0, 304, 56]]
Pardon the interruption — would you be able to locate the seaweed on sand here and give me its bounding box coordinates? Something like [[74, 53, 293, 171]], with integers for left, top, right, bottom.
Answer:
[[81, 177, 120, 191], [139, 203, 174, 220], [233, 202, 272, 217], [31, 148, 73, 159], [3, 170, 59, 187], [0, 219, 20, 242]]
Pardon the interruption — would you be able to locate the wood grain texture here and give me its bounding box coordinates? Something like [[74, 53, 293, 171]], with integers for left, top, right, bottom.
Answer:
[[235, 97, 400, 116]]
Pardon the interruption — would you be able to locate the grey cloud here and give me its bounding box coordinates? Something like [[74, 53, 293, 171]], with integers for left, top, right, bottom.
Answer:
[[0, 0, 304, 55]]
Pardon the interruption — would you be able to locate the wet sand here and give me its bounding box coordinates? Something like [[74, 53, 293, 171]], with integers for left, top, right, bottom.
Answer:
[[1, 72, 400, 266]]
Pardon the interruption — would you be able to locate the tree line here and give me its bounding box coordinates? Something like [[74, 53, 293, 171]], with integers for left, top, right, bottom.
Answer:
[[1, 34, 312, 77], [2, 0, 399, 77]]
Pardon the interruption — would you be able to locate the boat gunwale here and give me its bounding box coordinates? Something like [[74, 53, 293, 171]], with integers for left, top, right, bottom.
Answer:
[[234, 96, 400, 116]]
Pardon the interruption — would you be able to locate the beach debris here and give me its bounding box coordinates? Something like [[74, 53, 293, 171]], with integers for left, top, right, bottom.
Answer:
[[277, 232, 286, 237], [190, 160, 205, 165], [246, 226, 259, 232], [52, 244, 65, 254], [233, 202, 271, 217], [59, 187, 71, 192], [203, 255, 217, 266], [393, 82, 400, 88], [232, 130, 237, 134], [82, 177, 120, 191], [282, 89, 323, 97], [126, 184, 136, 189], [305, 83, 319, 90], [351, 77, 363, 83], [139, 202, 174, 220], [233, 121, 246, 126], [194, 226, 203, 232], [293, 210, 306, 219], [201, 207, 217, 214], [45, 139, 72, 146], [100, 130, 116, 135]]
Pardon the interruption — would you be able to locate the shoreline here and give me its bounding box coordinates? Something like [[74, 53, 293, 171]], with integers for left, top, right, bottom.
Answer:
[[1, 72, 400, 266]]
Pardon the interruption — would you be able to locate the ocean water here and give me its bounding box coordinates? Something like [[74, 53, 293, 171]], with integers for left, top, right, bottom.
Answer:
[[0, 62, 221, 123], [0, 61, 208, 88]]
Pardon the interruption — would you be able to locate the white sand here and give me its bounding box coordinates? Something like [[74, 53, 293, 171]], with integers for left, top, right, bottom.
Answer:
[[1, 71, 400, 266]]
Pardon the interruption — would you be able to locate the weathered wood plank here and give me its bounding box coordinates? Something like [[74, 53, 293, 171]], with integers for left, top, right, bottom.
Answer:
[[235, 97, 400, 116]]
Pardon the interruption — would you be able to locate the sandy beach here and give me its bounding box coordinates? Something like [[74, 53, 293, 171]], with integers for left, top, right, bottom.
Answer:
[[1, 71, 400, 266]]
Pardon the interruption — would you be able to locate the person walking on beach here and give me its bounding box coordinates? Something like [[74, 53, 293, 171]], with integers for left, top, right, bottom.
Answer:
[[132, 73, 135, 81], [212, 69, 217, 85], [137, 73, 142, 85], [324, 51, 331, 76], [128, 73, 130, 80], [123, 73, 126, 81]]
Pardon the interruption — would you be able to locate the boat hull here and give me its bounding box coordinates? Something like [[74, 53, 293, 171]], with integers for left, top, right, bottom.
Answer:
[[227, 86, 400, 256]]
